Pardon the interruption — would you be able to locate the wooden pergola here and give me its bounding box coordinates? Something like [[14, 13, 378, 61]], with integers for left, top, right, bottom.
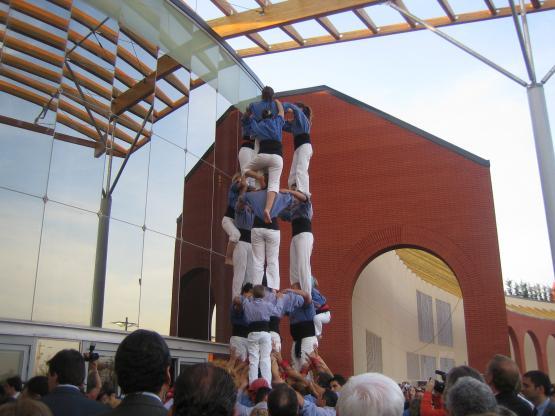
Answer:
[[205, 0, 555, 57]]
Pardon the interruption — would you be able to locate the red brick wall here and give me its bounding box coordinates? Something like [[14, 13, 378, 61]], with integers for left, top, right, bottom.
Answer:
[[171, 87, 511, 375], [507, 308, 555, 372]]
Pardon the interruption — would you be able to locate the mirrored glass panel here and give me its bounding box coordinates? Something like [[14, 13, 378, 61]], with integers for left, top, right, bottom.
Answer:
[[139, 231, 175, 335], [103, 218, 143, 330], [0, 190, 43, 320], [33, 202, 98, 325], [186, 80, 217, 162]]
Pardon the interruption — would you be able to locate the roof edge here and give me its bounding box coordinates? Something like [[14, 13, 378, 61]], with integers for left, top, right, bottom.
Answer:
[[275, 85, 490, 168]]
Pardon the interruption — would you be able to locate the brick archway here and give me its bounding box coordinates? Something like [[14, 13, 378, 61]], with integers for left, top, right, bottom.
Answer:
[[317, 224, 509, 376], [525, 330, 543, 371], [508, 325, 524, 370]]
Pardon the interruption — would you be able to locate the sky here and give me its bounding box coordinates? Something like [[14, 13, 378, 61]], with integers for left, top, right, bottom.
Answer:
[[187, 1, 555, 287]]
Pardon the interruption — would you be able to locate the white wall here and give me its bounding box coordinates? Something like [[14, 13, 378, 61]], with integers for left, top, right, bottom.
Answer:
[[352, 251, 468, 382], [523, 332, 539, 371]]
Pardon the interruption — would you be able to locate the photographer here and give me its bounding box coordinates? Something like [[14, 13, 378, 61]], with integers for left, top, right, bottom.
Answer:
[[420, 374, 446, 416]]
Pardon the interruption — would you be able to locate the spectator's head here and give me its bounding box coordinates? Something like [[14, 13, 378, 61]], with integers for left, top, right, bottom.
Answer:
[[295, 103, 313, 122], [446, 377, 497, 416], [253, 285, 266, 299], [444, 365, 485, 397], [522, 370, 552, 404], [0, 399, 53, 416], [249, 378, 270, 402], [256, 387, 272, 404], [261, 86, 274, 101], [47, 349, 85, 390], [268, 384, 298, 416], [317, 389, 338, 408], [336, 373, 404, 416], [173, 363, 236, 416], [22, 376, 49, 399], [3, 376, 22, 397], [316, 372, 333, 389], [115, 329, 171, 395], [486, 355, 521, 394], [329, 374, 347, 393], [242, 283, 254, 296]]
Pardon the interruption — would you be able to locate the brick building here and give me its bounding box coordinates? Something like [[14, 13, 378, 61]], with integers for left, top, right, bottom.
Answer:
[[169, 85, 551, 377]]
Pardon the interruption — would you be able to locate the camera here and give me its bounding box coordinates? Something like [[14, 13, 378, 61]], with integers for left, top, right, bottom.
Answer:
[[434, 370, 447, 393], [84, 344, 99, 362]]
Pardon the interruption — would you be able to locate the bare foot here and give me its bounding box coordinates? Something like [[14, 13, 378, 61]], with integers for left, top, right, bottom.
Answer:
[[263, 209, 272, 224]]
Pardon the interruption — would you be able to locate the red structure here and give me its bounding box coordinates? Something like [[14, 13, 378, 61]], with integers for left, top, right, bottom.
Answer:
[[170, 86, 512, 376]]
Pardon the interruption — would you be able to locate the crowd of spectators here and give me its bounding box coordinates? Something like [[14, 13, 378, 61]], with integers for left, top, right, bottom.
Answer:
[[1, 329, 555, 416]]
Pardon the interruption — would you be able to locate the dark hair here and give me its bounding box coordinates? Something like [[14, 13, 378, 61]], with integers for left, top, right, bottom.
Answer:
[[523, 370, 552, 396], [322, 389, 338, 407], [5, 376, 22, 392], [47, 349, 85, 386], [445, 365, 484, 396], [295, 103, 312, 122], [241, 283, 253, 294], [486, 355, 521, 393], [268, 384, 298, 416], [174, 363, 236, 416], [253, 285, 266, 299], [316, 372, 333, 388], [261, 109, 273, 119], [256, 386, 272, 404], [24, 376, 48, 397], [330, 374, 347, 386], [262, 86, 274, 101], [115, 329, 171, 394]]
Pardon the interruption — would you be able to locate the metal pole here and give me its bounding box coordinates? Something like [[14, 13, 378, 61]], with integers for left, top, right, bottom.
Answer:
[[527, 83, 555, 278], [91, 194, 112, 327], [508, 0, 536, 83]]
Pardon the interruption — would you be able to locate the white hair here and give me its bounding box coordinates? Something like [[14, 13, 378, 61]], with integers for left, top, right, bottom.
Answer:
[[446, 376, 497, 416], [336, 373, 404, 416]]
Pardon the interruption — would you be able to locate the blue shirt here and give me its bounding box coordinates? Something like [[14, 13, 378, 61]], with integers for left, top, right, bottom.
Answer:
[[277, 292, 305, 316], [249, 100, 278, 120], [536, 399, 552, 416], [283, 102, 311, 136], [311, 288, 326, 309], [289, 302, 316, 324], [301, 401, 336, 416], [242, 190, 293, 222], [280, 196, 312, 222], [235, 197, 255, 230], [230, 304, 248, 326], [227, 182, 240, 209], [245, 116, 285, 142], [242, 297, 278, 323]]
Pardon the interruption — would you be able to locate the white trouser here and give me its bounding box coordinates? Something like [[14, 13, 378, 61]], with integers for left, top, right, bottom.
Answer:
[[222, 216, 240, 243], [238, 146, 256, 188], [270, 331, 281, 352], [232, 240, 254, 299], [229, 336, 249, 362], [251, 228, 280, 290], [288, 143, 312, 195], [289, 232, 313, 293], [313, 311, 331, 338], [247, 331, 272, 385], [291, 335, 318, 372], [243, 153, 283, 193]]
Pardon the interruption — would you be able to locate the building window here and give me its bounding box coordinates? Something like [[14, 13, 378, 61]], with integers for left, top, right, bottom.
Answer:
[[440, 357, 456, 373], [417, 291, 434, 343], [436, 299, 454, 347], [406, 352, 420, 381], [420, 354, 437, 380], [366, 330, 383, 373]]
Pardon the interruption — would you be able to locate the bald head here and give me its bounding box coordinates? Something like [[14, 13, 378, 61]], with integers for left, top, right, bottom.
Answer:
[[486, 354, 522, 394]]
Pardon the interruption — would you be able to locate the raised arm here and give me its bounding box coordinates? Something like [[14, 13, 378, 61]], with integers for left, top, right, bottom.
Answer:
[[285, 287, 312, 305], [275, 99, 284, 118], [280, 188, 308, 202]]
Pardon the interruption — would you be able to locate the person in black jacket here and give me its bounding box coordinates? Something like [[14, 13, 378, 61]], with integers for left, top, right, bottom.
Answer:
[[522, 371, 555, 416], [42, 349, 108, 416], [102, 329, 171, 416], [485, 354, 533, 416]]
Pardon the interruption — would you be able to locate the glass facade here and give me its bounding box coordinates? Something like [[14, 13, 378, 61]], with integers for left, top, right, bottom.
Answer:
[[0, 0, 261, 338]]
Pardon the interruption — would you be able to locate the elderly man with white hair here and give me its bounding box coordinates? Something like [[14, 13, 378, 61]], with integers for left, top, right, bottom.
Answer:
[[336, 373, 404, 416], [446, 376, 498, 416]]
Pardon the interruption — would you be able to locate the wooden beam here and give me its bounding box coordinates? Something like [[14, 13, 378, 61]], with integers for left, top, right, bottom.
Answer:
[[2, 52, 62, 83], [0, 29, 64, 67], [207, 0, 382, 38], [316, 16, 341, 40], [353, 8, 379, 34], [392, 0, 417, 28], [211, 0, 235, 16], [235, 0, 555, 57], [281, 24, 304, 45], [483, 0, 498, 15], [247, 33, 270, 51], [437, 0, 457, 22], [111, 54, 181, 116], [155, 95, 189, 122], [531, 0, 541, 8], [45, 0, 71, 10], [8, 0, 69, 31], [70, 6, 118, 44], [165, 74, 190, 97], [0, 9, 67, 51], [120, 27, 158, 58]]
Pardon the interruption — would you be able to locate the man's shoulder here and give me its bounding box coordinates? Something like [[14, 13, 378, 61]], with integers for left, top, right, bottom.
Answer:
[[42, 387, 108, 415], [100, 394, 167, 416]]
